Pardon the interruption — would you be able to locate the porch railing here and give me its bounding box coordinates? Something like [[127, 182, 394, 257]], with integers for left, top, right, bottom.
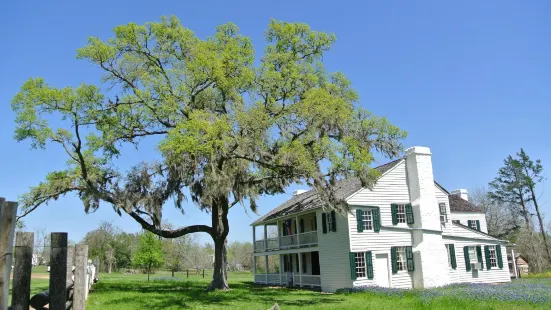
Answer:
[[254, 231, 318, 252], [254, 273, 321, 287]]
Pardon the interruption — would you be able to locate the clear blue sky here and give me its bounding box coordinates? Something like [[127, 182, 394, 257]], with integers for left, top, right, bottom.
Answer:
[[1, 0, 550, 244]]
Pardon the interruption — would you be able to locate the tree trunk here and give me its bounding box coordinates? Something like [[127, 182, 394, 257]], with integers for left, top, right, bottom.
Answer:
[[528, 185, 551, 264], [206, 196, 230, 292], [172, 270, 174, 277]]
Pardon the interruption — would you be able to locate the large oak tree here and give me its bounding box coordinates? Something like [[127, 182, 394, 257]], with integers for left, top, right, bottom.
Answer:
[[12, 17, 406, 290]]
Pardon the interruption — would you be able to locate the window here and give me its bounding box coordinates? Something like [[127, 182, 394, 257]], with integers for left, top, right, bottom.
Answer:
[[396, 205, 406, 223], [311, 217, 317, 231], [327, 213, 333, 232], [489, 246, 498, 268], [355, 252, 366, 278], [396, 247, 407, 271], [446, 245, 452, 268], [468, 246, 479, 263], [362, 210, 373, 231], [469, 221, 478, 230], [439, 203, 447, 223]]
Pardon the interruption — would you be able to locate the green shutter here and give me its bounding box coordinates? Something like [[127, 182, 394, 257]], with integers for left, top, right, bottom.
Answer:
[[406, 246, 415, 271], [366, 251, 374, 279], [322, 213, 327, 234], [302, 253, 307, 273], [391, 247, 398, 274], [331, 210, 337, 232], [300, 219, 304, 233], [496, 245, 503, 269], [464, 246, 471, 271], [484, 246, 491, 270], [373, 208, 381, 233], [349, 252, 357, 280], [356, 209, 363, 233], [296, 254, 299, 272], [476, 220, 481, 231], [467, 220, 473, 228], [477, 246, 483, 269], [449, 244, 457, 269], [391, 204, 398, 225], [406, 204, 414, 224]]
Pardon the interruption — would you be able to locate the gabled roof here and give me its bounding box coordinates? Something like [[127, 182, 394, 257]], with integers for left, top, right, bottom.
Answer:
[[252, 159, 403, 225], [449, 195, 483, 213], [451, 221, 504, 241]]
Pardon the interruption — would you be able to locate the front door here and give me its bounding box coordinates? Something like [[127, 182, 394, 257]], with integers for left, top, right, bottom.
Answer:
[[375, 253, 390, 287]]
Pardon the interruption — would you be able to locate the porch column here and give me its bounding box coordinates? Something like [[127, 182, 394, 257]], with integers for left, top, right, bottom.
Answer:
[[298, 252, 303, 287], [264, 225, 268, 250], [511, 249, 518, 278], [253, 256, 256, 277], [279, 254, 284, 284], [296, 216, 300, 247], [265, 255, 269, 283], [277, 220, 280, 248]]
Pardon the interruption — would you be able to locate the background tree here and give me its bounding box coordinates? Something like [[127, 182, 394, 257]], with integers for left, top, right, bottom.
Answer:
[[186, 241, 212, 273], [516, 149, 551, 263], [164, 235, 193, 277], [471, 187, 521, 239], [12, 17, 405, 290], [133, 231, 164, 281], [489, 154, 532, 228], [227, 241, 253, 271]]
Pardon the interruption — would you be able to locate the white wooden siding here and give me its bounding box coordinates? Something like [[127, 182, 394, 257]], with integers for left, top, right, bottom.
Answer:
[[435, 185, 453, 235], [447, 223, 497, 241], [444, 238, 511, 284], [346, 161, 414, 289], [451, 212, 488, 234], [317, 210, 353, 292]]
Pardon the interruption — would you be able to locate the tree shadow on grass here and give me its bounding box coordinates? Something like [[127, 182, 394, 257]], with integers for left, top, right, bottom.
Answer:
[[90, 280, 346, 309]]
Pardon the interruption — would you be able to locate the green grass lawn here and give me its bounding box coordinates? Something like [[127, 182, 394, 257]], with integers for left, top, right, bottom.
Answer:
[[85, 271, 551, 310]]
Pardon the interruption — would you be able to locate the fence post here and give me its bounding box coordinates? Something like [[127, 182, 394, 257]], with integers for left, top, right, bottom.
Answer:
[[67, 246, 75, 287], [203, 269, 205, 278], [0, 199, 17, 310], [11, 232, 34, 310], [50, 232, 68, 309], [73, 244, 88, 310]]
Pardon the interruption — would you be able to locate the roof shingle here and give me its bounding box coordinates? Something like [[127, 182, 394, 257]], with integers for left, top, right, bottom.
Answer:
[[252, 159, 403, 225]]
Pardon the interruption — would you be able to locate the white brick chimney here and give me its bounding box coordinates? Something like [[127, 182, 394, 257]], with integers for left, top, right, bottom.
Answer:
[[451, 189, 469, 201], [405, 146, 450, 288]]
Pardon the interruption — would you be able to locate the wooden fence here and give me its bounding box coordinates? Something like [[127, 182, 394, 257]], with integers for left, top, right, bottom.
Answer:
[[0, 197, 96, 310]]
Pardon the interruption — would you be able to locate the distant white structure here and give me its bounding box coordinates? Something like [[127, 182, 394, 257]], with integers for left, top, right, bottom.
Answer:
[[252, 146, 510, 292]]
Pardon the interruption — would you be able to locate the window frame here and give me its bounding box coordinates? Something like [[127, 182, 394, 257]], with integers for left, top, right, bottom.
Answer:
[[468, 246, 479, 263], [361, 210, 373, 231], [354, 252, 367, 279], [439, 203, 447, 223], [396, 204, 407, 224], [396, 247, 407, 271], [489, 246, 498, 268], [326, 212, 333, 232], [445, 244, 452, 268]]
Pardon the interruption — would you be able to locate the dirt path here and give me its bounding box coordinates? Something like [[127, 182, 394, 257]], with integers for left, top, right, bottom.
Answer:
[[10, 273, 49, 279]]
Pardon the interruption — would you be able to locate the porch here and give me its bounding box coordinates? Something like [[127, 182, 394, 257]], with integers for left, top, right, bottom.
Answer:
[[253, 212, 318, 252], [253, 251, 321, 288]]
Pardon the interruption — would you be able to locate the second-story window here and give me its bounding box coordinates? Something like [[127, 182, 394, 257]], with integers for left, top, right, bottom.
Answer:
[[396, 204, 406, 223], [439, 203, 447, 223], [469, 220, 478, 230], [362, 210, 373, 231]]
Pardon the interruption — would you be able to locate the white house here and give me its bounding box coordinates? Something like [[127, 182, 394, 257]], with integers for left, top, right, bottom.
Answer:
[[251, 146, 511, 292]]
